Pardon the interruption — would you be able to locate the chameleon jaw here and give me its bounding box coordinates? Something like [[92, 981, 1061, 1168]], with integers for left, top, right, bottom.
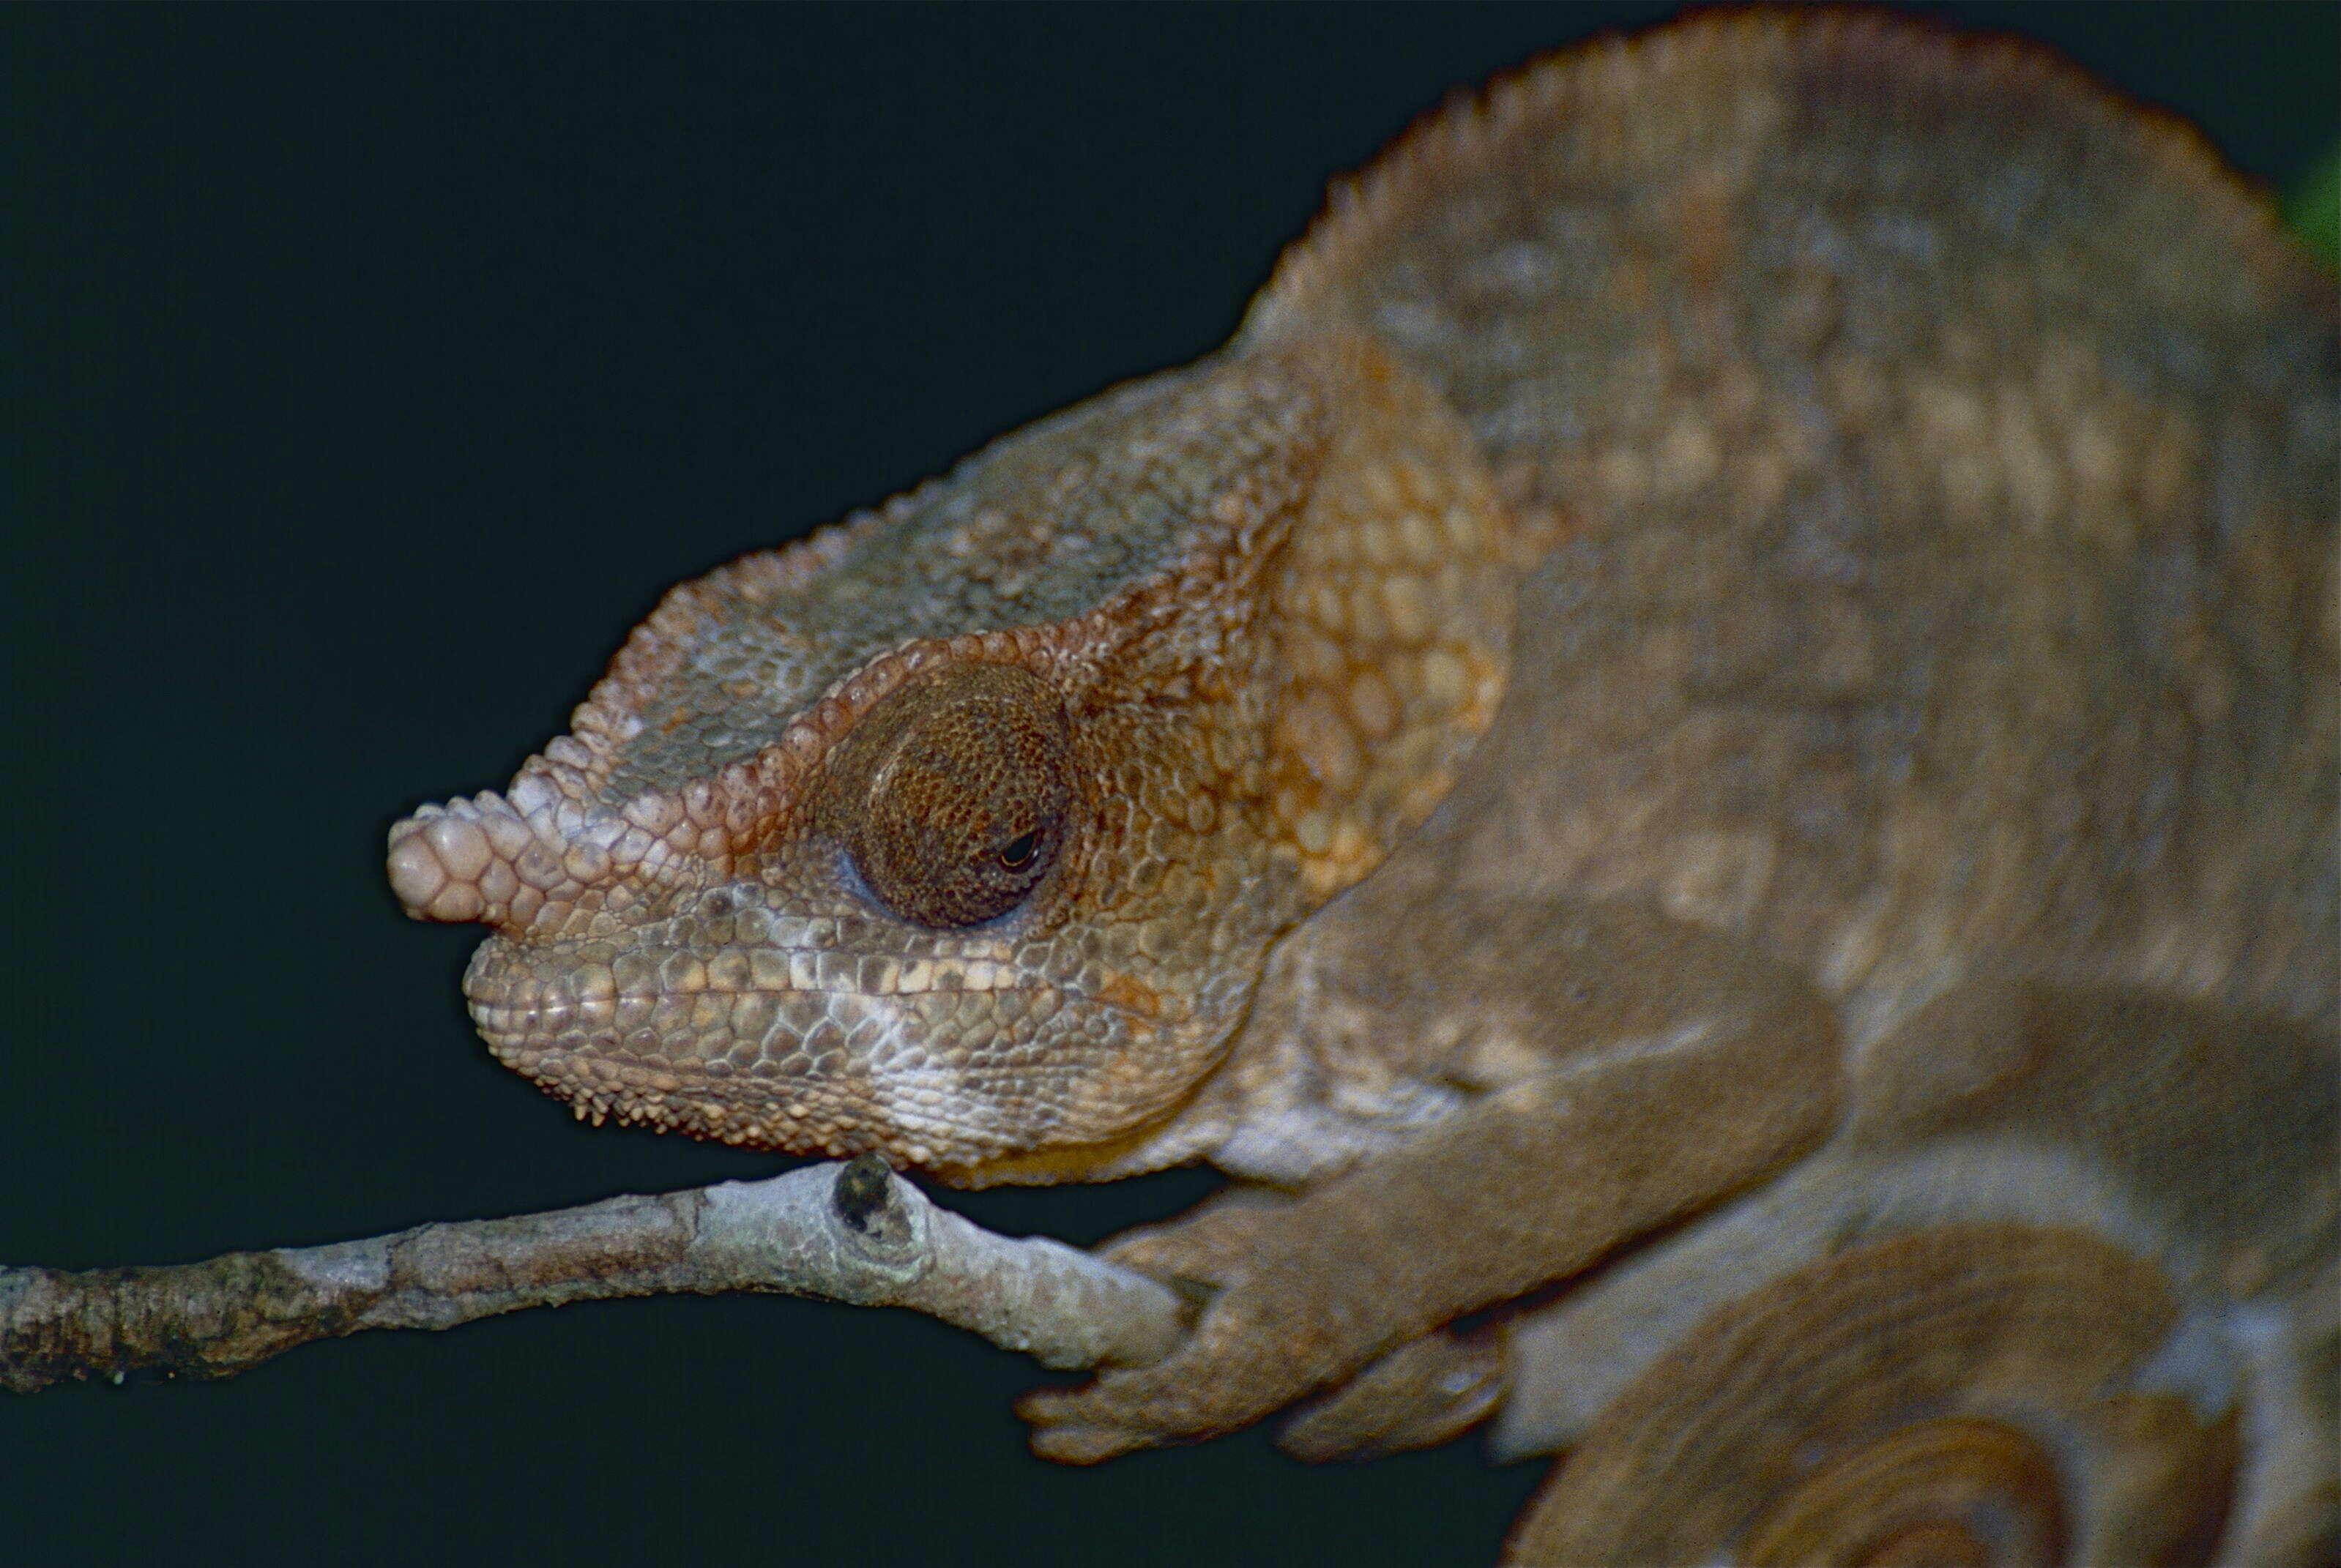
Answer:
[[465, 922, 1016, 1165], [457, 897, 1224, 1173]]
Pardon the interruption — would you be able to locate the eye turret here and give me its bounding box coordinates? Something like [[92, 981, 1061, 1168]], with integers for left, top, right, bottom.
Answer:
[[819, 661, 1075, 929]]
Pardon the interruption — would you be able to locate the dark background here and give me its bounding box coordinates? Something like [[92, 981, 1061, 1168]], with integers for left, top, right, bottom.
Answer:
[[4, 5, 2332, 1564]]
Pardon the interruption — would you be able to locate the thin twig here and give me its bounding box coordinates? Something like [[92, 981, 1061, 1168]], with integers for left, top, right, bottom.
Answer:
[[0, 1159, 1188, 1394]]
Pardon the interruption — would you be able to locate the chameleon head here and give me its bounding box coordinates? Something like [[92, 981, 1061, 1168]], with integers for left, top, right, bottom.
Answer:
[[385, 337, 1514, 1182]]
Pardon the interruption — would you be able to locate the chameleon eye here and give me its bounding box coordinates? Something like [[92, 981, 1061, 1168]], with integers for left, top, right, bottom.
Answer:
[[819, 662, 1074, 930], [997, 829, 1041, 871]]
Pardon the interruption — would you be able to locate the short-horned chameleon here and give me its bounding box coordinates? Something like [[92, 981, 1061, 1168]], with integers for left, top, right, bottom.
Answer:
[[13, 6, 2322, 1563], [376, 13, 2337, 1559]]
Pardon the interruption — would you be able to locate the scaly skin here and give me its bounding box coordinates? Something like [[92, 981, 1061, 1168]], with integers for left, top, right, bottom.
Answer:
[[388, 13, 2336, 1554], [387, 328, 1517, 1181]]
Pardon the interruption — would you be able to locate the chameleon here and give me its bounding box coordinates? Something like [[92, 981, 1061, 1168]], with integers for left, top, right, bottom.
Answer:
[[376, 12, 2336, 1561]]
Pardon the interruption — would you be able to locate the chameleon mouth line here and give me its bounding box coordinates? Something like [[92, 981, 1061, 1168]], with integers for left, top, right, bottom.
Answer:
[[473, 986, 1024, 1026], [466, 974, 1174, 1041]]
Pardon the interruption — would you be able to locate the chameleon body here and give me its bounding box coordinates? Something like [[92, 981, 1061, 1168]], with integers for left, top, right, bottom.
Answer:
[[388, 15, 2337, 1559]]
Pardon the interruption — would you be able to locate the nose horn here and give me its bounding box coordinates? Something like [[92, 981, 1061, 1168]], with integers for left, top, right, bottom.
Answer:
[[389, 768, 704, 933], [386, 793, 543, 925]]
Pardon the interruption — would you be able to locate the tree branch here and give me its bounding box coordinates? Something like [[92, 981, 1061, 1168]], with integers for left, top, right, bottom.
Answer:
[[0, 1158, 1189, 1394]]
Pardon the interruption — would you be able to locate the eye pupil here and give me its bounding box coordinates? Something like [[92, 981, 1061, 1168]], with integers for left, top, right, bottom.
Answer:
[[997, 829, 1039, 870]]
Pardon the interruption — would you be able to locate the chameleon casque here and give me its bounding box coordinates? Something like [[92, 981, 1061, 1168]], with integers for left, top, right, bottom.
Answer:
[[360, 11, 2341, 1562]]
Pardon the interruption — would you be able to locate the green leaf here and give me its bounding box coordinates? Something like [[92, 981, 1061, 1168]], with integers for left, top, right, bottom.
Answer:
[[2284, 143, 2340, 271]]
